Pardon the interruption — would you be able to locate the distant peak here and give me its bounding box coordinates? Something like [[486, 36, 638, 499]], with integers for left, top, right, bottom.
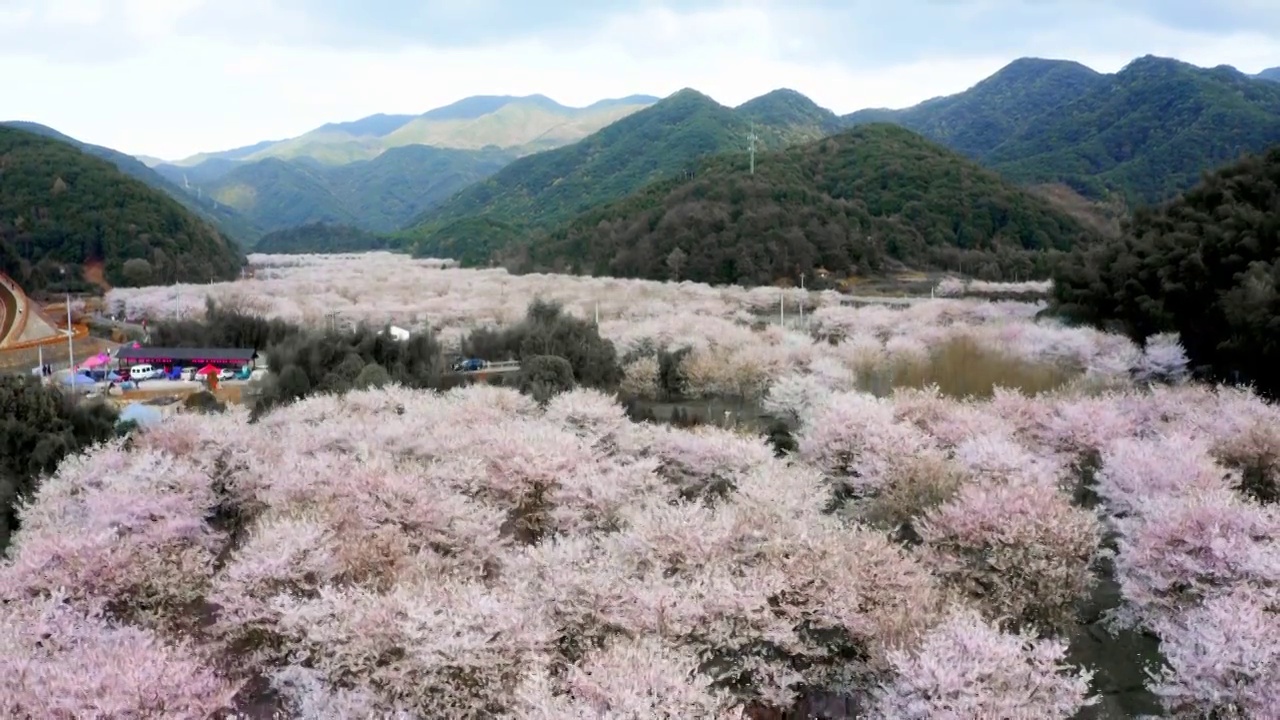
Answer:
[[667, 88, 714, 102], [991, 57, 1100, 79], [738, 88, 821, 107], [1119, 55, 1187, 73]]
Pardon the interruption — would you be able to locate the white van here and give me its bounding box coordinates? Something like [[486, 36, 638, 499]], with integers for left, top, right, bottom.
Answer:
[[129, 364, 161, 381]]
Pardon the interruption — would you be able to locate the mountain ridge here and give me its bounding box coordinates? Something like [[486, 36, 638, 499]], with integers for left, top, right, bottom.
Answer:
[[842, 54, 1280, 204], [506, 123, 1096, 286], [407, 87, 839, 242], [0, 126, 243, 293], [171, 93, 662, 167], [1, 121, 261, 246]]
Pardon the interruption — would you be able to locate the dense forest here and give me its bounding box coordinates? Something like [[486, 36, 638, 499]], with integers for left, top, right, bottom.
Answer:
[[2, 121, 261, 246], [0, 127, 244, 292], [511, 124, 1095, 286], [1051, 145, 1280, 397], [411, 217, 522, 266], [851, 56, 1280, 206], [254, 223, 398, 254]]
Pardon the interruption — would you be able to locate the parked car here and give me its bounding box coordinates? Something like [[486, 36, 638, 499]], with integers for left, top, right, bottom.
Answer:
[[129, 364, 162, 381], [218, 368, 236, 381], [451, 358, 488, 372]]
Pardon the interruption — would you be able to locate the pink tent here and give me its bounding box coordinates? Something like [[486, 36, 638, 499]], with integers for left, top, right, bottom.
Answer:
[[196, 364, 220, 376], [81, 353, 110, 368]]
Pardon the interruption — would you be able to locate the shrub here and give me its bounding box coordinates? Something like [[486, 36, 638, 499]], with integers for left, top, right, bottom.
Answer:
[[0, 445, 223, 629], [1110, 488, 1279, 628], [0, 375, 118, 551], [511, 637, 744, 718], [517, 355, 576, 403], [183, 390, 226, 413], [353, 362, 392, 390], [1148, 587, 1280, 719], [0, 592, 240, 718], [871, 608, 1097, 719], [915, 480, 1103, 634]]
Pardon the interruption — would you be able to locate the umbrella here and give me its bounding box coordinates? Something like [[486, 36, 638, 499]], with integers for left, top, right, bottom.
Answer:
[[81, 353, 110, 368], [118, 403, 163, 427], [196, 364, 220, 376]]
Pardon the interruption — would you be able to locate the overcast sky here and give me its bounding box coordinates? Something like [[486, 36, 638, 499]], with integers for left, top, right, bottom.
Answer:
[[2, 0, 1278, 160]]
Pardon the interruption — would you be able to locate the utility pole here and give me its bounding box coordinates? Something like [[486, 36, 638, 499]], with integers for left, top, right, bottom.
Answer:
[[65, 292, 74, 371], [748, 122, 759, 175], [799, 273, 805, 326], [594, 302, 599, 326], [779, 289, 784, 326]]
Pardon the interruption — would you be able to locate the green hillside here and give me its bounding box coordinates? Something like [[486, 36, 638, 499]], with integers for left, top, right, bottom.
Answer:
[[199, 145, 516, 235], [254, 223, 396, 254], [411, 217, 523, 267], [987, 57, 1280, 203], [406, 88, 816, 238], [846, 56, 1280, 205], [514, 124, 1095, 286], [0, 126, 243, 292], [844, 58, 1108, 159], [1256, 68, 1280, 82], [2, 121, 261, 246], [176, 94, 660, 167]]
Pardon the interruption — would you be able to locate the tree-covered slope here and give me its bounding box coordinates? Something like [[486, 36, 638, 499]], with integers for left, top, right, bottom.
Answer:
[[197, 145, 516, 236], [2, 121, 260, 246], [0, 126, 243, 292], [406, 88, 819, 236], [847, 56, 1280, 205], [844, 58, 1108, 159], [516, 124, 1096, 286], [1051, 145, 1280, 396], [254, 223, 396, 254], [987, 57, 1280, 203]]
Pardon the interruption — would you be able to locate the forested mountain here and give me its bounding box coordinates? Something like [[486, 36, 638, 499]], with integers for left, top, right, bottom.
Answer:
[[171, 94, 659, 167], [1, 121, 260, 246], [1256, 68, 1280, 82], [254, 223, 396, 254], [407, 88, 829, 241], [846, 56, 1280, 205], [1051, 145, 1280, 397], [161, 144, 517, 236], [0, 127, 243, 292], [499, 124, 1095, 286]]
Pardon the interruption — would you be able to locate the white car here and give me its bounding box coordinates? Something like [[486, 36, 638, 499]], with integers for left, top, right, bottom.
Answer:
[[218, 368, 236, 381]]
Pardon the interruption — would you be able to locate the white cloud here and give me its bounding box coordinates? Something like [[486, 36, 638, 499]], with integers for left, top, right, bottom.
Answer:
[[1, 0, 1277, 160]]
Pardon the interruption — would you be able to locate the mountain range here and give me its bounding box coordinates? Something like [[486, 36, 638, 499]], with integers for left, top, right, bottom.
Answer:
[[4, 54, 1280, 290]]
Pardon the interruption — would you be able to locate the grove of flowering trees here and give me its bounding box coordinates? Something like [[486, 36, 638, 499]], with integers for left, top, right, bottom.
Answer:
[[2, 376, 1277, 717], [4, 254, 1274, 718]]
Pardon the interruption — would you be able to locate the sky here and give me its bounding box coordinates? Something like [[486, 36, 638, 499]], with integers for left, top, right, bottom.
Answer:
[[2, 0, 1279, 160]]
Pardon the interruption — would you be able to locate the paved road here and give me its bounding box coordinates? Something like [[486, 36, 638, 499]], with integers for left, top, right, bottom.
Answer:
[[838, 295, 927, 307], [447, 361, 521, 376], [0, 278, 21, 345]]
